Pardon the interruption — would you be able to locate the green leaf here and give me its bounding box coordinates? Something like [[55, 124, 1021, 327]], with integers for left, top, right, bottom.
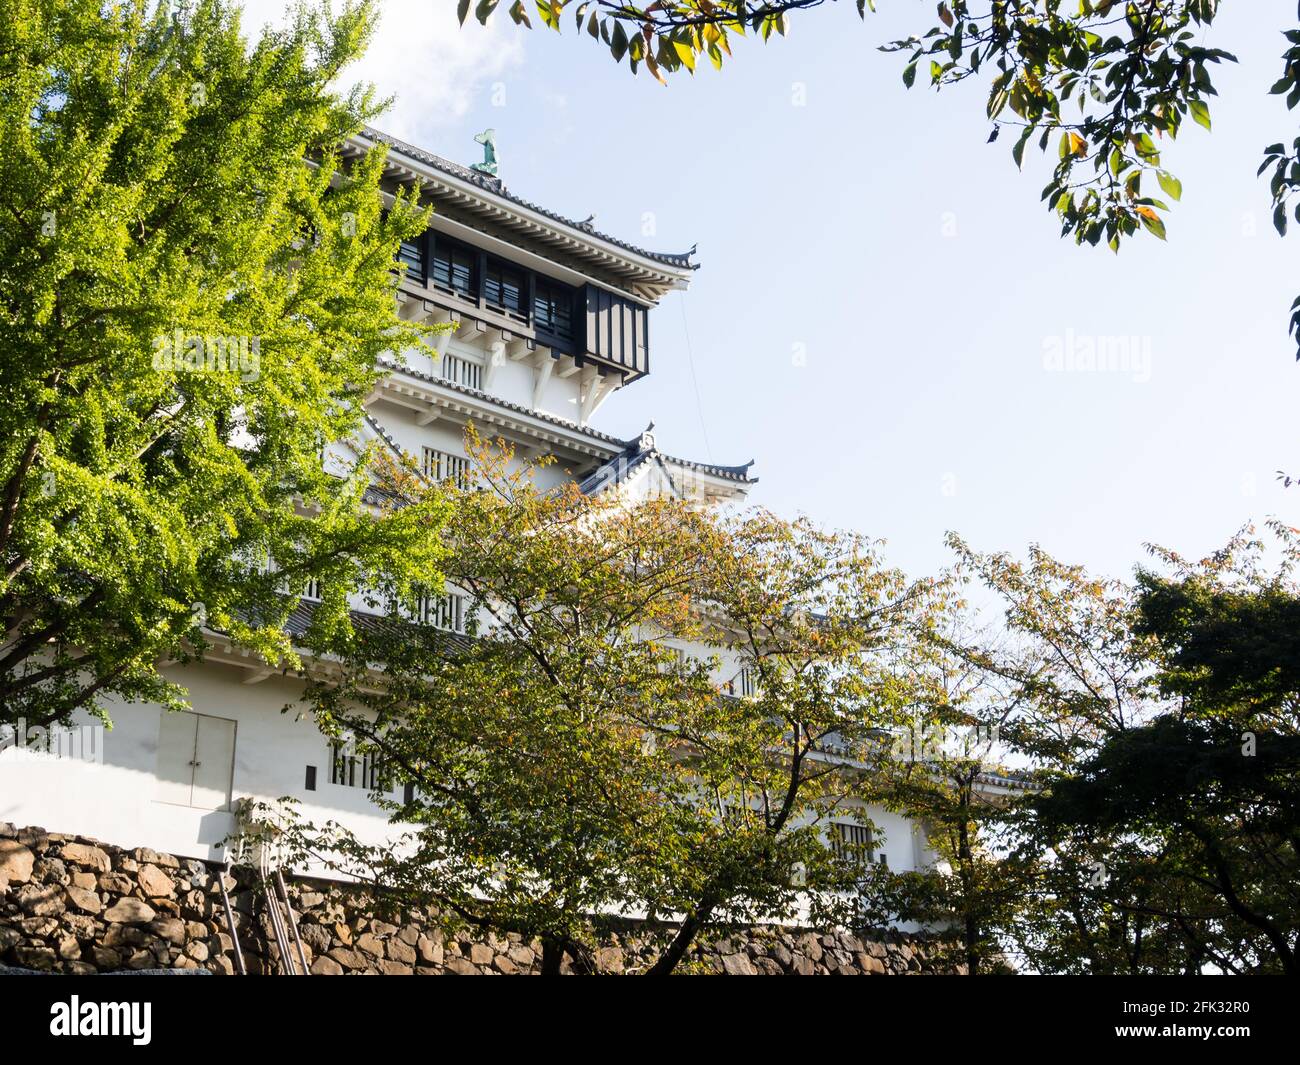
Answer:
[[1012, 127, 1033, 169], [1156, 171, 1182, 201], [1189, 100, 1212, 130], [1135, 207, 1166, 239], [610, 21, 629, 63]]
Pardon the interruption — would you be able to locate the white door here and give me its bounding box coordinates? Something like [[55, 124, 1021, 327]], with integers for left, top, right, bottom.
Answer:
[[155, 711, 236, 811], [156, 711, 198, 806]]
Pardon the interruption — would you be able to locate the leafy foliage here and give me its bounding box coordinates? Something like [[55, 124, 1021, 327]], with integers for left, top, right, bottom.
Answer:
[[0, 0, 449, 729], [459, 0, 815, 82], [860, 622, 1034, 974], [882, 1, 1232, 253], [908, 525, 1300, 974], [262, 430, 945, 973], [1258, 23, 1300, 348], [1032, 716, 1300, 973]]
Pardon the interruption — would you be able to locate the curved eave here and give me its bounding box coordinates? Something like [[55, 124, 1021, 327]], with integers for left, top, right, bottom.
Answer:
[[372, 365, 626, 463], [349, 130, 696, 302], [369, 364, 757, 494]]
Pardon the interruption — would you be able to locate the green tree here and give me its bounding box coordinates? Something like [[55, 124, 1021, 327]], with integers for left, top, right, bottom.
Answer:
[[1031, 716, 1300, 973], [0, 0, 448, 730], [862, 619, 1037, 975], [467, 2, 1300, 355], [258, 432, 942, 974], [936, 526, 1300, 973], [1058, 521, 1300, 973]]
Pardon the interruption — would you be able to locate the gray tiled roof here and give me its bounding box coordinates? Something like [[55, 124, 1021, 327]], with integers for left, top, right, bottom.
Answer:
[[376, 357, 627, 449], [231, 598, 476, 660], [363, 127, 699, 272], [575, 432, 756, 496], [373, 359, 756, 487], [282, 598, 476, 657]]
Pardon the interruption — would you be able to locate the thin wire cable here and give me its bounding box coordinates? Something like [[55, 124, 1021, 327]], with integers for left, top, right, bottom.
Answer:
[[678, 292, 714, 462]]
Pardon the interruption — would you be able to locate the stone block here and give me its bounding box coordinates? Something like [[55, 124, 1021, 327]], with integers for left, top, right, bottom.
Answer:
[[103, 898, 156, 924], [137, 863, 176, 898], [61, 843, 111, 872]]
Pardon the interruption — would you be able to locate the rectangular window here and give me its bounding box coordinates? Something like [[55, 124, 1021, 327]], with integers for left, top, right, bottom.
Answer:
[[439, 353, 483, 391], [422, 447, 469, 489], [483, 258, 526, 318], [329, 742, 385, 791], [302, 578, 322, 602], [431, 238, 476, 299], [729, 664, 757, 698], [398, 232, 425, 284], [739, 666, 756, 697], [533, 277, 573, 341], [830, 822, 874, 865], [421, 591, 466, 634]]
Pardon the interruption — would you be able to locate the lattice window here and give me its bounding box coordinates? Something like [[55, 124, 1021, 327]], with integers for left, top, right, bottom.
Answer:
[[484, 258, 526, 318], [830, 822, 874, 865], [329, 742, 385, 790], [397, 233, 425, 284], [421, 591, 466, 634], [533, 276, 573, 340], [728, 664, 757, 697], [431, 238, 476, 299], [439, 353, 483, 391], [422, 447, 469, 489]]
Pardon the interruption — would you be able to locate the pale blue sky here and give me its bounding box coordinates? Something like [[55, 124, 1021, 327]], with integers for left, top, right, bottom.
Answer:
[[254, 0, 1300, 582]]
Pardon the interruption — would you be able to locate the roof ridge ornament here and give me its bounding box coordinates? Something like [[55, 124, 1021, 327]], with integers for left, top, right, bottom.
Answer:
[[471, 129, 498, 177], [636, 421, 656, 453], [361, 127, 698, 274]]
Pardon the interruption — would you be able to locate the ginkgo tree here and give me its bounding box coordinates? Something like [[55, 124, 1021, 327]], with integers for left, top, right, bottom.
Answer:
[[0, 0, 449, 731], [464, 2, 1300, 355]]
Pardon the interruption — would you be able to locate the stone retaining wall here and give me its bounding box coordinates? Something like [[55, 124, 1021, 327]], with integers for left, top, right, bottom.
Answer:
[[1, 824, 950, 975]]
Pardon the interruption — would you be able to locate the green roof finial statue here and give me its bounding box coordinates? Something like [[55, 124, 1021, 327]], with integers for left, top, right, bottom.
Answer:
[[471, 129, 498, 177]]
